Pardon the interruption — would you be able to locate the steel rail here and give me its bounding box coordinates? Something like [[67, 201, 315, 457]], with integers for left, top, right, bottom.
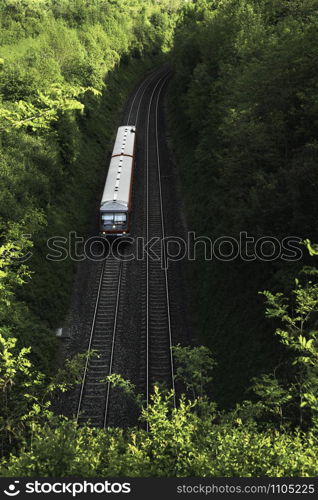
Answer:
[[154, 75, 176, 408], [127, 67, 166, 124], [145, 73, 173, 429], [75, 260, 105, 422], [103, 259, 123, 429]]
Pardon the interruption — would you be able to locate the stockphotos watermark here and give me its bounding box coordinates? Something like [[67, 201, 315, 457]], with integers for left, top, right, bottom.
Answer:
[[2, 480, 131, 497], [15, 231, 303, 268]]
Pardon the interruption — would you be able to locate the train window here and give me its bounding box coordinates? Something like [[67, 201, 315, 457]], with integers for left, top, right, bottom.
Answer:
[[114, 213, 127, 224], [102, 214, 113, 222], [101, 213, 127, 225]]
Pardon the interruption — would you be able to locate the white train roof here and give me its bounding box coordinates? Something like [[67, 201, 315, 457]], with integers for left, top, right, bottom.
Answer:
[[112, 125, 136, 157], [100, 125, 136, 212]]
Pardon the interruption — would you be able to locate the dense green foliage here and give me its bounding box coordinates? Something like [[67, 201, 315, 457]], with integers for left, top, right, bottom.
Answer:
[[1, 315, 318, 476], [169, 0, 318, 406]]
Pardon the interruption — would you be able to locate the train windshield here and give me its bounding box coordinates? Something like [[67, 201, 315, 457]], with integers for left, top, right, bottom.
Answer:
[[101, 212, 127, 226], [114, 213, 126, 223]]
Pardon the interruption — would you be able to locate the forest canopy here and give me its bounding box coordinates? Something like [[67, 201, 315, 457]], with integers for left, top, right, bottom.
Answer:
[[170, 0, 318, 407]]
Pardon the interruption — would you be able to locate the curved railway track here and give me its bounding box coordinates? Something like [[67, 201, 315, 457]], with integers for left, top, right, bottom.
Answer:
[[76, 68, 176, 428], [139, 75, 176, 424]]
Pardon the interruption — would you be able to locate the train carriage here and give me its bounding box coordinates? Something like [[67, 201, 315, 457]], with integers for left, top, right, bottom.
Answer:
[[100, 125, 136, 236]]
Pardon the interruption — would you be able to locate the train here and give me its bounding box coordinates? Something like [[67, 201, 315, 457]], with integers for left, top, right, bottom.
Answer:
[[100, 125, 136, 236]]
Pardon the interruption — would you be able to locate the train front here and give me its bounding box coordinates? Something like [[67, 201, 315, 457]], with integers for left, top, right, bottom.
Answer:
[[100, 201, 129, 236]]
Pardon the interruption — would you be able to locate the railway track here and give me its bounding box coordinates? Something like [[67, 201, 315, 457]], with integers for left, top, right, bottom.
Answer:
[[139, 75, 176, 424], [76, 256, 123, 427], [76, 69, 176, 428]]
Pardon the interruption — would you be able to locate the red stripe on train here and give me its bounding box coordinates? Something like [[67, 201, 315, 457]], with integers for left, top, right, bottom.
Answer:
[[111, 153, 134, 159]]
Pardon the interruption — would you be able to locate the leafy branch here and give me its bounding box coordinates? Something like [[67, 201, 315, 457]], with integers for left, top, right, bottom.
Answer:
[[0, 84, 101, 131]]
